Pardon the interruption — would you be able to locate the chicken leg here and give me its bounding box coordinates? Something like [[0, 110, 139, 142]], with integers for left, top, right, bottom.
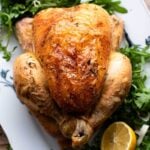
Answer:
[[13, 52, 93, 147], [70, 52, 132, 147], [88, 52, 132, 128]]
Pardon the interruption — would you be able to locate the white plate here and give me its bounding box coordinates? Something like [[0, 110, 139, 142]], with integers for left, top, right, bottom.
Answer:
[[0, 0, 150, 150]]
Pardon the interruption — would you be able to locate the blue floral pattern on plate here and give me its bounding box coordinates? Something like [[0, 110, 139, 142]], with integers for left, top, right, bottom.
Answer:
[[0, 69, 14, 90]]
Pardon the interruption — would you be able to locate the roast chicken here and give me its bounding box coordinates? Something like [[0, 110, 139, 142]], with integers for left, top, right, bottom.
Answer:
[[13, 3, 132, 149]]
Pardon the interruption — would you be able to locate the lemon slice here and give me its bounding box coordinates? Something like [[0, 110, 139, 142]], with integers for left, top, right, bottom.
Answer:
[[101, 121, 137, 150]]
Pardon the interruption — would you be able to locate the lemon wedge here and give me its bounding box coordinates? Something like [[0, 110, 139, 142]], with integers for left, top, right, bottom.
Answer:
[[101, 121, 137, 150]]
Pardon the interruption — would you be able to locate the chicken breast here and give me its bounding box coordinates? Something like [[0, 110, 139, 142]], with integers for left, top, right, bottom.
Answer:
[[32, 4, 113, 113]]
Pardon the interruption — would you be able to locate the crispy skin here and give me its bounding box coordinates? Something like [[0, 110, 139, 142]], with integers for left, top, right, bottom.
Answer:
[[13, 52, 51, 112], [33, 4, 112, 113]]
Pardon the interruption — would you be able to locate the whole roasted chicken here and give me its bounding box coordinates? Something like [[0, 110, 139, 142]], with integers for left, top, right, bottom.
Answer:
[[13, 3, 132, 149]]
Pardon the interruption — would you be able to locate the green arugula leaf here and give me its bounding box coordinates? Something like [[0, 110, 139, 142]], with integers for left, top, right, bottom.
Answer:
[[135, 91, 150, 110], [0, 42, 17, 61], [90, 0, 127, 14]]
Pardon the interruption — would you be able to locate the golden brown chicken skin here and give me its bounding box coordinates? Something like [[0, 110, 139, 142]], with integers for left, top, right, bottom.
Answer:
[[14, 3, 131, 149], [32, 4, 112, 113]]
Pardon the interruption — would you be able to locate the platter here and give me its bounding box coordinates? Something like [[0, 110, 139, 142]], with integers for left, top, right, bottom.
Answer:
[[0, 0, 150, 149]]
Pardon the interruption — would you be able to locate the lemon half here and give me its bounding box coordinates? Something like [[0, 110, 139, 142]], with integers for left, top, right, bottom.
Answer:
[[101, 121, 137, 150]]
